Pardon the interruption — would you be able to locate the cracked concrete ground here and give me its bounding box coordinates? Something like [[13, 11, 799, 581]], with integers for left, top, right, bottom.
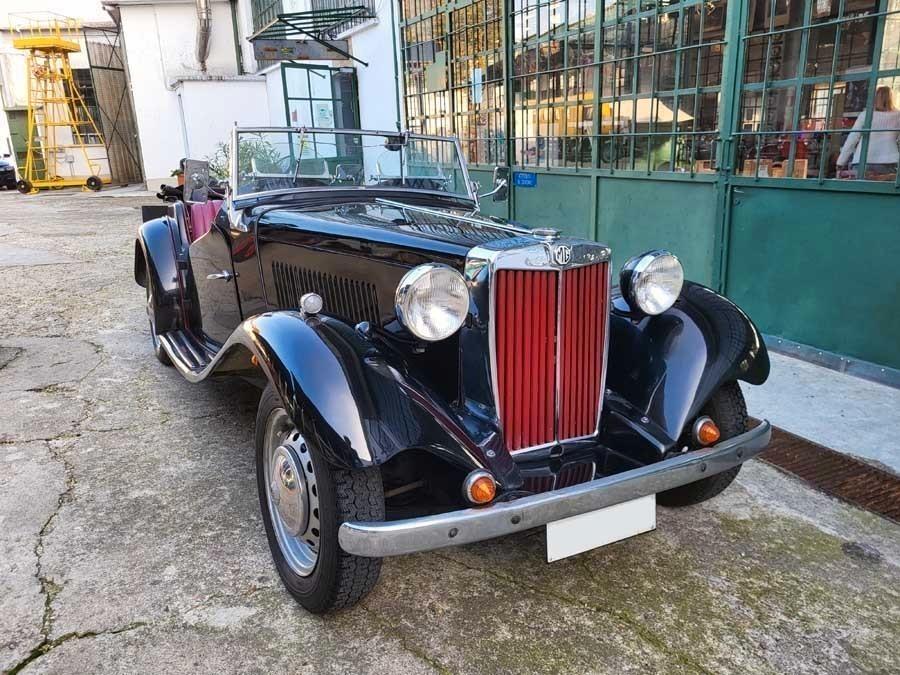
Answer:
[[1, 189, 898, 674]]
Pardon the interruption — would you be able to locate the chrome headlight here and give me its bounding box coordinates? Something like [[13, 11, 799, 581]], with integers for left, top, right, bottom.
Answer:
[[395, 264, 470, 341], [620, 250, 684, 315]]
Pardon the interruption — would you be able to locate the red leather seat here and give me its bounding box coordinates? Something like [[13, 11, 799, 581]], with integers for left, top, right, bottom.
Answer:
[[188, 199, 223, 241]]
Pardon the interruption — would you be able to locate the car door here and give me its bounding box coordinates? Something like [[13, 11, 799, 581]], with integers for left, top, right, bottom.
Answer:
[[189, 210, 242, 345]]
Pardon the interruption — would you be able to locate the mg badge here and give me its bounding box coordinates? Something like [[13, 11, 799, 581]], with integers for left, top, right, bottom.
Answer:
[[552, 245, 572, 266]]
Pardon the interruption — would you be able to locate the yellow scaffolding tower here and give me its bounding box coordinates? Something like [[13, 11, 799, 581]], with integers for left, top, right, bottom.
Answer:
[[11, 13, 110, 194]]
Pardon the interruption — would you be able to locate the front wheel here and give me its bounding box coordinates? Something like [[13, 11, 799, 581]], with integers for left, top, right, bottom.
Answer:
[[256, 385, 384, 613], [658, 382, 748, 507]]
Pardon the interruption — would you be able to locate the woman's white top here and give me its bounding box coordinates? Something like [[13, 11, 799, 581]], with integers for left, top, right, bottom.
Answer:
[[837, 110, 900, 166]]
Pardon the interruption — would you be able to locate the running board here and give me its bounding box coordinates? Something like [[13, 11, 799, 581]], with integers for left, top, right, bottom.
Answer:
[[158, 330, 217, 374]]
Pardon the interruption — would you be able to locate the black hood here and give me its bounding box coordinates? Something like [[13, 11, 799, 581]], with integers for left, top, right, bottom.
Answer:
[[257, 200, 516, 259]]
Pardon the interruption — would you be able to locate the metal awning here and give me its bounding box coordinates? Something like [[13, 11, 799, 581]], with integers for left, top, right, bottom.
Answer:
[[248, 8, 375, 66]]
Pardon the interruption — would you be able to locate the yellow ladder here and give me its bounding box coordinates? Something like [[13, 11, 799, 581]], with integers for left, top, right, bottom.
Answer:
[[12, 12, 109, 193]]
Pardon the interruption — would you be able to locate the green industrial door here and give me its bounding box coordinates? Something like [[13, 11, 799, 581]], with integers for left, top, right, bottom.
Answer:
[[6, 110, 29, 171]]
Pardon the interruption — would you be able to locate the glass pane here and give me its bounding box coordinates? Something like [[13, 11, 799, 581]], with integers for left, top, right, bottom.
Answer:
[[837, 17, 876, 75], [768, 31, 802, 82], [287, 100, 312, 127], [284, 67, 310, 99], [743, 36, 767, 84], [655, 95, 676, 131], [632, 134, 651, 171], [806, 24, 836, 76], [309, 69, 333, 99], [703, 0, 728, 41], [882, 6, 900, 71], [649, 135, 672, 171]]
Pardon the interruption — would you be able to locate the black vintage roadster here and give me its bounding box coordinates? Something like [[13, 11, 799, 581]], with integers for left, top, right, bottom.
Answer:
[[135, 127, 771, 613]]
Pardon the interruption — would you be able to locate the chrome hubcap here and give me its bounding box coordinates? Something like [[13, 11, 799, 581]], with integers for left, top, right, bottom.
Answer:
[[263, 408, 320, 576]]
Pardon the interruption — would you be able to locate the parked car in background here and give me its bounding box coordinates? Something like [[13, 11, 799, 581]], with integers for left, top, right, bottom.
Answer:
[[0, 156, 16, 190], [134, 127, 771, 613]]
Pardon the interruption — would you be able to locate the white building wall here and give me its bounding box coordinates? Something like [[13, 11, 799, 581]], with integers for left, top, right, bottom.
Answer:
[[347, 2, 402, 133], [113, 0, 264, 188], [176, 77, 268, 163], [264, 65, 286, 125]]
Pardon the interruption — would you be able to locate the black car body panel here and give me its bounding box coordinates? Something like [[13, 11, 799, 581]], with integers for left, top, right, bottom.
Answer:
[[136, 192, 768, 480], [135, 129, 770, 513]]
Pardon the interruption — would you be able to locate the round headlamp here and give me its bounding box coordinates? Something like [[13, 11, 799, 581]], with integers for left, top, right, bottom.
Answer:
[[395, 264, 470, 341], [620, 250, 684, 315]]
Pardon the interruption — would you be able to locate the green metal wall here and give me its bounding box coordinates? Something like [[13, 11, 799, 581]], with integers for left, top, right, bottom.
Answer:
[[418, 0, 900, 370], [725, 186, 900, 370], [594, 178, 719, 286]]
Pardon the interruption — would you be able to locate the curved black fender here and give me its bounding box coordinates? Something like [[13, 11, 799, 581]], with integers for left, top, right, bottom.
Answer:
[[134, 215, 182, 333], [605, 281, 769, 452], [193, 312, 509, 482]]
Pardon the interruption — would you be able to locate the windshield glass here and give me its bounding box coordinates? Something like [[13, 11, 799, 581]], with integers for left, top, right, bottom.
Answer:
[[232, 129, 472, 200]]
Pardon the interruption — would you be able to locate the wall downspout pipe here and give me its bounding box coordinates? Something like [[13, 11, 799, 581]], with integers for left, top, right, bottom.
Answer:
[[196, 0, 212, 72]]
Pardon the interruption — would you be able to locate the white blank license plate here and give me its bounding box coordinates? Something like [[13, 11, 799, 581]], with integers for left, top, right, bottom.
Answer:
[[546, 495, 656, 563]]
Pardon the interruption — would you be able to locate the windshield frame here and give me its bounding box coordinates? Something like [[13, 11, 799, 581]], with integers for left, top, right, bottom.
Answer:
[[228, 126, 477, 208]]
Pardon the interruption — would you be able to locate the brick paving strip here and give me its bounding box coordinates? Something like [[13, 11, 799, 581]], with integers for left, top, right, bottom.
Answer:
[[758, 421, 900, 523]]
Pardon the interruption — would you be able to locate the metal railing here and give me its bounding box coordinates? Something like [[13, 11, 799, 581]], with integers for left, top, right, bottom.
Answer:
[[310, 0, 376, 35], [251, 0, 283, 32]]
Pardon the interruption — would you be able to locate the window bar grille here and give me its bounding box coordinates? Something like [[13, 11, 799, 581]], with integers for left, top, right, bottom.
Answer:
[[669, 6, 682, 174], [752, 0, 777, 181], [646, 13, 658, 175], [785, 0, 814, 179], [818, 0, 846, 185], [857, 0, 889, 182]]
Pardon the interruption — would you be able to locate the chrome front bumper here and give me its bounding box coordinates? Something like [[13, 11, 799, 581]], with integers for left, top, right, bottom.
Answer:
[[339, 420, 772, 557]]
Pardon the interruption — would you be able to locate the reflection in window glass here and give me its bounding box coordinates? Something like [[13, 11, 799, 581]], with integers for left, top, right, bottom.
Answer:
[[735, 0, 898, 181], [595, 0, 727, 173], [510, 0, 597, 168]]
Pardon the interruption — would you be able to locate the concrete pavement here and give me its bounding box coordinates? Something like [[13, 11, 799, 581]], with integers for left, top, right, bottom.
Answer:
[[1, 189, 898, 674]]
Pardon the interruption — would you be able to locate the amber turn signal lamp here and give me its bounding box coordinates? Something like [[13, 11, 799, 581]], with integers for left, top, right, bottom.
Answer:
[[692, 416, 721, 446], [463, 470, 497, 505]]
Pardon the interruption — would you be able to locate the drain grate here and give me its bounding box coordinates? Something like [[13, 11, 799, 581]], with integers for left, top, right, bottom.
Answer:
[[756, 422, 900, 524]]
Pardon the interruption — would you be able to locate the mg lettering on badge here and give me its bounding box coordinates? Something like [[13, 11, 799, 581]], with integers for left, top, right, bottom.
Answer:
[[553, 244, 572, 266]]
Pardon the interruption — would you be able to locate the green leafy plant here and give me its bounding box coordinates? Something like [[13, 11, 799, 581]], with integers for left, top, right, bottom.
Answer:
[[205, 136, 289, 180]]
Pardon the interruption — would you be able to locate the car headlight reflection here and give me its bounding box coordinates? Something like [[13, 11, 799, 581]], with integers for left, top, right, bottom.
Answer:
[[620, 250, 684, 315], [395, 264, 470, 341]]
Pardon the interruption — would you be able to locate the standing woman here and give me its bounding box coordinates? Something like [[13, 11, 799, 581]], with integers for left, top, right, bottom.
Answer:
[[837, 86, 900, 178]]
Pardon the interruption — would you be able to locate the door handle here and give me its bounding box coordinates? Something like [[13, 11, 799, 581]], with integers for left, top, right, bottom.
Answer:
[[207, 270, 236, 282]]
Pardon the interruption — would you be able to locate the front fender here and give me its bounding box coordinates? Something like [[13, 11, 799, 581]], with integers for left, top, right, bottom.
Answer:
[[605, 281, 769, 446], [134, 216, 180, 333], [212, 312, 502, 479]]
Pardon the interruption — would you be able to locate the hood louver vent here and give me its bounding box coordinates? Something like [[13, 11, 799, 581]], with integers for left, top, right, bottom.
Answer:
[[272, 261, 380, 325]]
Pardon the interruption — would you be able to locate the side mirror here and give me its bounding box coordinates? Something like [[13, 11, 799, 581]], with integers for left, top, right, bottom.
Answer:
[[183, 159, 210, 203], [478, 166, 509, 202]]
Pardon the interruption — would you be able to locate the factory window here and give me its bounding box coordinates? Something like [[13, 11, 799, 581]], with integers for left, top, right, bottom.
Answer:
[[735, 0, 900, 183], [593, 0, 728, 173], [509, 0, 597, 168]]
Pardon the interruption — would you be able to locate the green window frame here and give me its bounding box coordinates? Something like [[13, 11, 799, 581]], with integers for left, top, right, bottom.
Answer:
[[592, 0, 729, 175], [732, 0, 900, 186], [398, 0, 900, 188], [281, 63, 360, 132]]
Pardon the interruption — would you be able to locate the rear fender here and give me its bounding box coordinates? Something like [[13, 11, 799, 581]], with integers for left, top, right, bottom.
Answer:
[[605, 281, 769, 448], [226, 313, 511, 481], [134, 215, 181, 333]]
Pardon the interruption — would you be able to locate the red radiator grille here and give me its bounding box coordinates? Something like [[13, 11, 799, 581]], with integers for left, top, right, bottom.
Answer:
[[495, 270, 557, 451], [494, 262, 609, 452], [559, 264, 608, 440]]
